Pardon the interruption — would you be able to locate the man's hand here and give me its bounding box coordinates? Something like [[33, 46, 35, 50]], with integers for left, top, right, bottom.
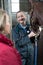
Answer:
[[28, 31, 36, 38]]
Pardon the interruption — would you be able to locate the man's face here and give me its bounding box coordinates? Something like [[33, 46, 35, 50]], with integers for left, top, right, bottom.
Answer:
[[17, 12, 26, 24]]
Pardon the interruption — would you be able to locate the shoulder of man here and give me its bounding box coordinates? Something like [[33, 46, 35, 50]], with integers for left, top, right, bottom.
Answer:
[[12, 24, 20, 34]]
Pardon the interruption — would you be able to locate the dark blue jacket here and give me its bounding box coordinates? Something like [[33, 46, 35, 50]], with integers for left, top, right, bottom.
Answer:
[[12, 23, 34, 65]]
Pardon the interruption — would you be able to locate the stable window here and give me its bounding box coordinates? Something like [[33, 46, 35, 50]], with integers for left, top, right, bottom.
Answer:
[[11, 0, 20, 12]]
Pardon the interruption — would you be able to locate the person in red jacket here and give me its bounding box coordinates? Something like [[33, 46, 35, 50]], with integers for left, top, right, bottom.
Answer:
[[0, 9, 22, 65]]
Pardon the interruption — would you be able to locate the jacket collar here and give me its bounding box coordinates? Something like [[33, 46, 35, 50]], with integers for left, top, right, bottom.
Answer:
[[17, 24, 25, 30], [0, 34, 13, 47]]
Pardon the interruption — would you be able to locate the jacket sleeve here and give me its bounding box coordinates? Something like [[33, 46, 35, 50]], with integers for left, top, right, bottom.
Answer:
[[12, 27, 31, 44], [18, 35, 31, 47], [12, 28, 20, 43]]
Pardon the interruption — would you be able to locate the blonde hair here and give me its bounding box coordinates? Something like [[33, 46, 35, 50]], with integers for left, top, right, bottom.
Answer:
[[0, 9, 9, 33]]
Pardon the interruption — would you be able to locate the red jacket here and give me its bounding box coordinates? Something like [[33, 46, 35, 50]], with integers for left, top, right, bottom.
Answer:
[[0, 34, 22, 65]]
